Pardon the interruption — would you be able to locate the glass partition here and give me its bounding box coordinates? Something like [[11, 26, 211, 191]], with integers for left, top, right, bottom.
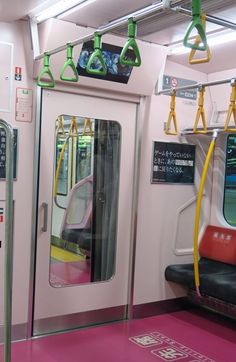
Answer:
[[224, 135, 236, 226], [50, 115, 121, 287]]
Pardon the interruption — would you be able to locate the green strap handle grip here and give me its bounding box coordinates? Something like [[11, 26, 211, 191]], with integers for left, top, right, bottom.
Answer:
[[86, 33, 107, 76], [183, 0, 207, 51], [60, 44, 79, 82], [120, 18, 141, 67], [37, 53, 55, 88]]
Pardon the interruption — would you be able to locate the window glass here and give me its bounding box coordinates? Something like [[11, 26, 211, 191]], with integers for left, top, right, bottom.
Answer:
[[50, 115, 121, 286], [76, 135, 92, 182], [55, 138, 69, 196], [224, 135, 236, 226]]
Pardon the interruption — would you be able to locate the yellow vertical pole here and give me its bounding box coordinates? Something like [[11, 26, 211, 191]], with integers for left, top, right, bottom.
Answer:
[[193, 130, 217, 296]]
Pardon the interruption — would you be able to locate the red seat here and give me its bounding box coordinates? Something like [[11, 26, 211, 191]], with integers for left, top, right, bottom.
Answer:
[[199, 225, 236, 266]]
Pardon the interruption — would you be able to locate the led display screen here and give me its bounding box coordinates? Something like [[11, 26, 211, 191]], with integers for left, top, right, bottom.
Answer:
[[77, 41, 135, 84]]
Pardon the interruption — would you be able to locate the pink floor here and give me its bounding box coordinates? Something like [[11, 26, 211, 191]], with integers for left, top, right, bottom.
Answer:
[[1, 310, 236, 362], [50, 260, 90, 285]]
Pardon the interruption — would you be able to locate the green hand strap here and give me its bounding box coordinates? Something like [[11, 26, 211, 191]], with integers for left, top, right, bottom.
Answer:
[[86, 33, 107, 76], [120, 18, 141, 67], [37, 53, 55, 88], [183, 0, 207, 51], [60, 44, 79, 82]]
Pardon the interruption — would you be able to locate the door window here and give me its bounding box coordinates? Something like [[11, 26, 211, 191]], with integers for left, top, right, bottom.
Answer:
[[224, 135, 236, 226], [50, 115, 121, 287]]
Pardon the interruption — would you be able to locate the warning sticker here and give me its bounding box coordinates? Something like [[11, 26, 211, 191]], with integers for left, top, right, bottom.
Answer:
[[0, 207, 3, 222], [15, 67, 22, 81]]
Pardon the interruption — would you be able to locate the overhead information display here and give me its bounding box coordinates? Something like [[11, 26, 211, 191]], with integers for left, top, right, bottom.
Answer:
[[162, 75, 197, 101]]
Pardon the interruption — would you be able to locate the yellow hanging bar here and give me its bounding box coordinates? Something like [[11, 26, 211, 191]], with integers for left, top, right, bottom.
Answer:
[[56, 115, 65, 136], [54, 116, 78, 199], [165, 90, 178, 135], [189, 14, 212, 65], [83, 118, 94, 137], [224, 81, 236, 132], [69, 116, 78, 137], [193, 130, 217, 297], [193, 86, 207, 134]]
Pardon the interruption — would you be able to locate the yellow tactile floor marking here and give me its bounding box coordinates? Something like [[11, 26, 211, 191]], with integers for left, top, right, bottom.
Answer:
[[51, 245, 85, 262]]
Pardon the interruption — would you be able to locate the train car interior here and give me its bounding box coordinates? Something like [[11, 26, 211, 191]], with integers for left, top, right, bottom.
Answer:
[[0, 0, 236, 361]]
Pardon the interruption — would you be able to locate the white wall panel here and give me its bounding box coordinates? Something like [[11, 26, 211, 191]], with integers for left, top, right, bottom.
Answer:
[[133, 60, 213, 305], [0, 42, 13, 112], [0, 21, 35, 334]]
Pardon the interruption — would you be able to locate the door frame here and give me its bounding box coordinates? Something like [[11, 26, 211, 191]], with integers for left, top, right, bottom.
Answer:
[[27, 86, 144, 337]]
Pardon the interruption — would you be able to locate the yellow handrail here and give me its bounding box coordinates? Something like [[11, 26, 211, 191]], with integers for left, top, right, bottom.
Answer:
[[193, 131, 217, 296], [193, 87, 207, 134], [224, 82, 236, 132], [54, 117, 79, 200], [165, 90, 178, 135], [83, 118, 94, 137], [189, 14, 212, 65]]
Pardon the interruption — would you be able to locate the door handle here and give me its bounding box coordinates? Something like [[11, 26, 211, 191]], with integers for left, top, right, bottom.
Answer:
[[41, 202, 48, 232]]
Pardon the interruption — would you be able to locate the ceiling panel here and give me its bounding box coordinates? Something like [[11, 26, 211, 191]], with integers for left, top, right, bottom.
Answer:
[[0, 0, 44, 22], [168, 39, 236, 74], [61, 0, 236, 38], [115, 0, 236, 44], [61, 0, 156, 28]]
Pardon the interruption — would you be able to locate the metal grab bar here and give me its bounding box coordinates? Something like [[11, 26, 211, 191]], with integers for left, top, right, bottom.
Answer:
[[0, 119, 14, 362]]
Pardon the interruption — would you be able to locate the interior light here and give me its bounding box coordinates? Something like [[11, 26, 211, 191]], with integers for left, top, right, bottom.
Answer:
[[57, 0, 97, 19], [31, 0, 91, 23], [169, 30, 236, 56]]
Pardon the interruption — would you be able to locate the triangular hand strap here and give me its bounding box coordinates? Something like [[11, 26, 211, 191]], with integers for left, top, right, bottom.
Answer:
[[69, 116, 78, 137], [183, 0, 207, 51], [56, 116, 65, 136], [60, 45, 79, 82], [189, 14, 211, 64], [120, 18, 141, 67], [86, 33, 107, 76], [37, 53, 55, 88], [193, 88, 207, 134], [224, 84, 236, 132], [83, 118, 94, 137], [165, 91, 178, 135]]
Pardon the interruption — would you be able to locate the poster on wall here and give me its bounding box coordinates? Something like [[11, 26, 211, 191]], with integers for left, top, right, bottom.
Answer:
[[151, 141, 196, 184], [15, 88, 33, 122]]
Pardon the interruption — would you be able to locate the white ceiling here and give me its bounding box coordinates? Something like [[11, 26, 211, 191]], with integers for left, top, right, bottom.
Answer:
[[61, 0, 158, 28], [168, 40, 236, 74], [0, 0, 44, 22]]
